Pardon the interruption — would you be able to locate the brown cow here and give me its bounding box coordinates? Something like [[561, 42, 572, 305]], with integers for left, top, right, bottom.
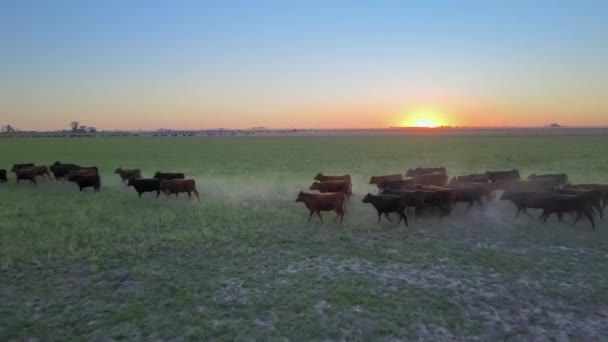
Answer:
[[413, 172, 448, 187], [11, 163, 34, 172], [377, 178, 415, 190], [369, 174, 402, 185], [160, 179, 200, 200], [405, 167, 447, 178], [295, 191, 346, 223], [309, 180, 352, 198], [31, 166, 51, 179], [114, 168, 142, 183], [68, 167, 99, 179], [16, 168, 37, 185], [314, 173, 351, 184], [448, 173, 490, 185]]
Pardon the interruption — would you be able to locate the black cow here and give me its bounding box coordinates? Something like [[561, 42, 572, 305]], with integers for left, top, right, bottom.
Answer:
[[538, 194, 595, 229], [0, 169, 7, 183], [50, 162, 81, 180], [362, 193, 408, 227], [500, 191, 545, 217], [127, 178, 161, 198], [69, 174, 101, 192], [153, 172, 185, 181]]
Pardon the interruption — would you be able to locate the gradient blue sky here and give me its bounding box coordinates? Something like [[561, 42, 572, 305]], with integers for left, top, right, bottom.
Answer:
[[1, 0, 607, 130]]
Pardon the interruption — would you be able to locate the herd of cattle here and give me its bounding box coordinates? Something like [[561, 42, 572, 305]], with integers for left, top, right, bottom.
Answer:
[[1, 162, 607, 229], [297, 168, 607, 229], [0, 162, 200, 200]]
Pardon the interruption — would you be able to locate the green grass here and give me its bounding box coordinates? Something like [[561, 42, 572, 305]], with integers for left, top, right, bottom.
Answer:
[[1, 136, 608, 340]]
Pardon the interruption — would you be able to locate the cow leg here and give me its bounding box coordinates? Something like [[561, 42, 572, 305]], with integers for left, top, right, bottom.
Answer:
[[377, 211, 382, 223], [307, 211, 314, 222], [585, 209, 596, 229], [138, 192, 143, 198], [523, 208, 533, 218], [187, 191, 192, 199], [557, 212, 564, 222], [398, 209, 408, 227], [383, 212, 393, 223], [306, 210, 315, 222], [573, 211, 582, 224], [156, 190, 160, 198], [515, 206, 522, 218], [193, 189, 200, 201], [465, 201, 473, 213], [477, 199, 484, 210], [316, 211, 323, 223]]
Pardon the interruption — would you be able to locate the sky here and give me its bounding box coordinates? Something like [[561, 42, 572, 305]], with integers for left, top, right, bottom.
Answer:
[[1, 0, 607, 130]]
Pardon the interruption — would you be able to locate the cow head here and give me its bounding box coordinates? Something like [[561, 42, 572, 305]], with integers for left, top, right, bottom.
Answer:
[[405, 169, 414, 177], [153, 172, 161, 179], [309, 182, 320, 191], [313, 173, 323, 181], [114, 168, 122, 174]]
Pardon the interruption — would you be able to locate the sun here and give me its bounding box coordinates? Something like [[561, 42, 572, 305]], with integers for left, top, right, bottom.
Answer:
[[401, 107, 448, 128]]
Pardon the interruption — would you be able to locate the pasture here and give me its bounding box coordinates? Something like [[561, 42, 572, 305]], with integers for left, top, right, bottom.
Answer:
[[1, 136, 608, 340]]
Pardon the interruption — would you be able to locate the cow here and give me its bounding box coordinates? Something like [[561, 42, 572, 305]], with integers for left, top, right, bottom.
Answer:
[[369, 174, 402, 185], [405, 167, 447, 178], [500, 191, 546, 218], [384, 187, 454, 218], [309, 180, 352, 198], [362, 193, 408, 227], [418, 188, 456, 217], [486, 169, 520, 183], [380, 189, 427, 218], [450, 182, 494, 199], [30, 166, 51, 179], [153, 172, 185, 181], [49, 162, 81, 180], [550, 188, 603, 219], [69, 174, 101, 192], [412, 172, 448, 187], [127, 178, 161, 198], [449, 183, 494, 211], [529, 173, 568, 185], [566, 184, 608, 210], [314, 173, 351, 184], [295, 191, 346, 223], [114, 168, 142, 183], [376, 179, 415, 190], [11, 163, 34, 172], [0, 169, 7, 183], [494, 179, 561, 193], [16, 168, 38, 185], [538, 194, 595, 229], [448, 173, 490, 185], [159, 179, 200, 200]]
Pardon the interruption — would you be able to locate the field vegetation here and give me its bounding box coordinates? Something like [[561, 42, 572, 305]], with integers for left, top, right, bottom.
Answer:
[[1, 136, 608, 340]]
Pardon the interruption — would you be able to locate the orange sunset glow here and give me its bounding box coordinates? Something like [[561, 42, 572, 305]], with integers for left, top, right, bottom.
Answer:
[[400, 107, 450, 128]]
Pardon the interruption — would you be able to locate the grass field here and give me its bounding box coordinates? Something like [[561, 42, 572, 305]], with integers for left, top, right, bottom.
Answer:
[[1, 136, 608, 340]]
